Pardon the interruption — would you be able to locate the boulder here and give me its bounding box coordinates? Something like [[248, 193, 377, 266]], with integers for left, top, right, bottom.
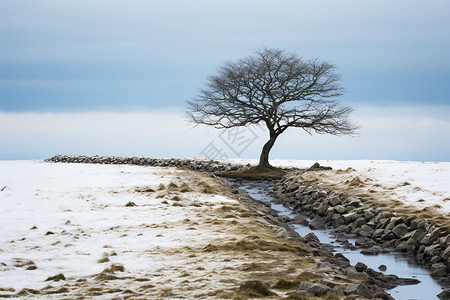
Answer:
[[297, 282, 331, 296], [355, 262, 367, 272], [392, 223, 409, 238], [345, 283, 373, 299], [327, 195, 341, 206], [431, 262, 447, 277]]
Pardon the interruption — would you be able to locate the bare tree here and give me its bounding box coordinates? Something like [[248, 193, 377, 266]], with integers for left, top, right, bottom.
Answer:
[[187, 48, 358, 168]]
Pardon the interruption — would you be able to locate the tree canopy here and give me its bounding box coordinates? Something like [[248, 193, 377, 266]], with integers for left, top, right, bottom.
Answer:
[[187, 48, 358, 167]]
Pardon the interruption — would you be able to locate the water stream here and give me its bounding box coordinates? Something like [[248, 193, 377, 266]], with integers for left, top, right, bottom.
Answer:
[[229, 179, 444, 300]]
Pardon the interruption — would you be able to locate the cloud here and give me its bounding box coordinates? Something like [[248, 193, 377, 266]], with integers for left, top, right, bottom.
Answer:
[[1, 106, 449, 162]]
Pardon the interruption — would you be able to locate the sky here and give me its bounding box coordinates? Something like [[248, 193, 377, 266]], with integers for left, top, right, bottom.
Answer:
[[1, 0, 450, 161]]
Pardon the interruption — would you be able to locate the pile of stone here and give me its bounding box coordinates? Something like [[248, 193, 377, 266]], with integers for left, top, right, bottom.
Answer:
[[274, 172, 450, 287], [45, 155, 244, 173]]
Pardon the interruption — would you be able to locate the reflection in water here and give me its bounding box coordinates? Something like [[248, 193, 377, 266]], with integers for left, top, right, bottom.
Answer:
[[230, 179, 443, 300]]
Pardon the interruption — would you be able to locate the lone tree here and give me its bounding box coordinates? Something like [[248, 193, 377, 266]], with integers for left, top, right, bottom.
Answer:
[[187, 48, 358, 168]]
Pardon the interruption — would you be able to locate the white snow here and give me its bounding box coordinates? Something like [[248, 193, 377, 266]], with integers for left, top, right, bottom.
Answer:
[[0, 161, 245, 296]]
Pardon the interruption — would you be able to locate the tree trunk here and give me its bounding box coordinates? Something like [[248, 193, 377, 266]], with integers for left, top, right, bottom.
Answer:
[[258, 134, 278, 168]]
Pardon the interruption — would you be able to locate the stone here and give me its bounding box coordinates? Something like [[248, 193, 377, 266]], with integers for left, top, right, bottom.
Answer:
[[297, 282, 331, 296], [348, 198, 361, 207], [353, 217, 366, 228], [343, 211, 360, 223], [276, 227, 289, 239], [411, 227, 426, 242], [355, 238, 375, 249], [327, 195, 341, 206], [304, 232, 320, 243], [45, 273, 65, 281], [409, 218, 421, 230], [424, 244, 441, 258], [345, 283, 373, 299], [334, 205, 346, 214], [392, 223, 409, 238], [355, 262, 367, 272], [239, 280, 276, 297], [308, 222, 326, 230], [335, 225, 351, 234], [360, 224, 374, 235], [346, 267, 369, 281], [395, 241, 409, 252], [431, 262, 447, 277], [441, 246, 450, 261], [364, 209, 375, 220], [378, 264, 387, 271], [438, 290, 450, 300], [360, 246, 382, 255], [423, 227, 443, 246], [290, 216, 309, 226]]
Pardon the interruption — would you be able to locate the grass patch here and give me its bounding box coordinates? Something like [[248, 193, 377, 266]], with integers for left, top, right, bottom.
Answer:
[[218, 166, 286, 180]]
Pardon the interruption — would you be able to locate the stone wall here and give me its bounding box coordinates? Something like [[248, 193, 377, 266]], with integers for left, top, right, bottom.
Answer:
[[274, 171, 450, 288], [45, 155, 244, 173]]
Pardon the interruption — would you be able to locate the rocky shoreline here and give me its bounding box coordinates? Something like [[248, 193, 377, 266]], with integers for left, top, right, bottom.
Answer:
[[274, 170, 450, 299], [45, 155, 450, 299]]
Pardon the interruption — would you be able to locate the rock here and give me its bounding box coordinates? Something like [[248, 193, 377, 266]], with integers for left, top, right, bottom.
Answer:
[[298, 282, 332, 296], [290, 216, 309, 226], [442, 246, 450, 261], [431, 262, 447, 277], [424, 244, 441, 258], [308, 221, 326, 230], [239, 280, 276, 297], [364, 209, 375, 220], [411, 227, 426, 242], [343, 211, 360, 223], [361, 246, 382, 255], [395, 241, 409, 252], [355, 238, 375, 249], [334, 225, 351, 234], [45, 273, 65, 281], [360, 224, 374, 235], [378, 264, 387, 271], [345, 283, 373, 299], [381, 233, 396, 241], [355, 262, 367, 272], [392, 223, 409, 238], [328, 195, 341, 206], [276, 227, 289, 239], [334, 205, 346, 214], [346, 267, 369, 281], [279, 215, 291, 223], [317, 261, 335, 272], [304, 232, 320, 243], [438, 290, 450, 300], [308, 162, 332, 171], [422, 227, 442, 246], [353, 217, 366, 228]]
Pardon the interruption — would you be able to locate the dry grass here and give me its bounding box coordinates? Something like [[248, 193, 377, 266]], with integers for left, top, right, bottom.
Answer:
[[218, 166, 287, 180]]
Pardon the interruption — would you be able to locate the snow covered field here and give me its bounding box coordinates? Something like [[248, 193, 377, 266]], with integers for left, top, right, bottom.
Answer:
[[0, 160, 311, 298]]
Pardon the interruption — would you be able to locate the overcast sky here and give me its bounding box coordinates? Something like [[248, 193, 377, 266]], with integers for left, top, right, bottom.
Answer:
[[1, 0, 450, 161]]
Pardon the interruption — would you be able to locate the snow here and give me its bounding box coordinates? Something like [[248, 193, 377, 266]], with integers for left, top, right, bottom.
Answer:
[[0, 161, 248, 297]]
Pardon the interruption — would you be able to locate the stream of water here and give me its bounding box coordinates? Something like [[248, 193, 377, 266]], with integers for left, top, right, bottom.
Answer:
[[230, 179, 444, 300]]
